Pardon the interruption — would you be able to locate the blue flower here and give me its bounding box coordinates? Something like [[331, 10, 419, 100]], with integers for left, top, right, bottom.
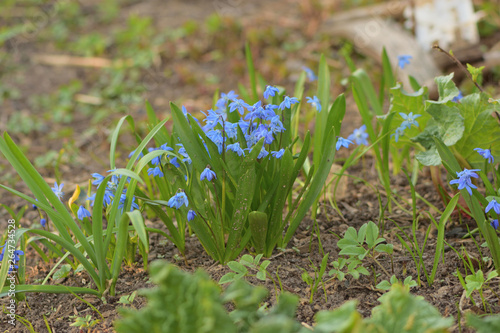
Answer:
[[128, 149, 144, 161], [52, 182, 64, 200], [224, 122, 239, 139], [302, 66, 317, 81], [279, 96, 299, 110], [391, 126, 405, 142], [77, 206, 91, 220], [485, 198, 500, 215], [229, 99, 249, 115], [336, 137, 354, 151], [400, 112, 422, 129], [167, 191, 189, 209], [40, 218, 47, 227], [170, 156, 180, 168], [271, 149, 285, 159], [306, 96, 322, 112], [449, 168, 480, 196], [181, 105, 190, 119], [264, 85, 279, 99], [474, 148, 494, 163], [187, 210, 197, 221], [200, 167, 216, 181], [348, 125, 369, 146], [397, 55, 412, 69], [206, 129, 224, 154], [148, 166, 164, 177], [452, 91, 463, 103], [269, 115, 285, 134], [91, 173, 105, 186], [0, 243, 24, 273], [227, 142, 245, 156], [257, 147, 269, 159], [118, 194, 139, 212], [491, 219, 499, 230]]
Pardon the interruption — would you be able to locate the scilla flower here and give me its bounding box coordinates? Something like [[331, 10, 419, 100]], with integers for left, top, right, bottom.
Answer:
[[200, 167, 216, 181], [77, 206, 91, 220], [449, 168, 480, 196], [167, 191, 189, 209], [336, 137, 354, 151], [187, 210, 197, 221]]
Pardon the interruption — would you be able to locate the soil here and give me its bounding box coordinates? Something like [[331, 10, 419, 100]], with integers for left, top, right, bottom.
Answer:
[[0, 0, 499, 332]]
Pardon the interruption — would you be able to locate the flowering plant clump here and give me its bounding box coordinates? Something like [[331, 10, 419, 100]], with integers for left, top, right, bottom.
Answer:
[[437, 138, 500, 273], [135, 74, 345, 263]]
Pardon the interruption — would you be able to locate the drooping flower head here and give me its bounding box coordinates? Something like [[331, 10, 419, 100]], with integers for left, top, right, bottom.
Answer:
[[485, 198, 500, 215], [200, 167, 217, 182], [77, 206, 91, 220], [167, 191, 189, 210], [187, 210, 197, 221], [474, 148, 494, 163]]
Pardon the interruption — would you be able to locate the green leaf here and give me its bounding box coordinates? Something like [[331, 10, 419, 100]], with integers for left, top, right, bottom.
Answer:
[[365, 221, 379, 249], [219, 273, 236, 285], [339, 246, 367, 258], [315, 301, 364, 332], [454, 93, 500, 167], [0, 284, 100, 297], [466, 313, 500, 333], [376, 280, 392, 290], [256, 271, 266, 281], [368, 284, 453, 332], [465, 270, 484, 293], [228, 261, 248, 275], [224, 165, 256, 263], [425, 103, 464, 146], [53, 264, 72, 280], [434, 73, 460, 104], [375, 243, 393, 255], [466, 63, 484, 83], [416, 147, 442, 166]]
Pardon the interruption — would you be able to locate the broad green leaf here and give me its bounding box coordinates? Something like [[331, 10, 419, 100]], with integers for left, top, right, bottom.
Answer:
[[425, 103, 464, 146], [454, 93, 500, 167], [416, 147, 442, 166], [434, 73, 460, 104]]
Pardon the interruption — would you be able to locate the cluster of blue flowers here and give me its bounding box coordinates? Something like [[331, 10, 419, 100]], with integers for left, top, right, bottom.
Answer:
[[158, 85, 332, 220], [0, 242, 24, 274], [449, 147, 499, 229], [87, 171, 139, 214]]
